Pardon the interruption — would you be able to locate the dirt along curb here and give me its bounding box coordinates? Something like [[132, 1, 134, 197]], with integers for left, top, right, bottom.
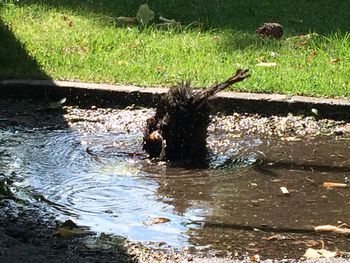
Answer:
[[1, 79, 350, 119]]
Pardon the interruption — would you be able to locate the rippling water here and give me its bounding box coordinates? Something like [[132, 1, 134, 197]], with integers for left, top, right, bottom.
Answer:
[[0, 126, 260, 244], [1, 110, 350, 258]]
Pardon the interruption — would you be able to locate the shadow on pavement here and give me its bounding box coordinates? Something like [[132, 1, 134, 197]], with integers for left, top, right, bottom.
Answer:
[[0, 16, 136, 263]]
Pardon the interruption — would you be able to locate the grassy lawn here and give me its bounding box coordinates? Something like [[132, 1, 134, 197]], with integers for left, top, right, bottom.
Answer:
[[0, 0, 349, 97]]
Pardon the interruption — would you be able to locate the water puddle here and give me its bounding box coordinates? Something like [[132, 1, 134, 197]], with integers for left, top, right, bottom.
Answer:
[[0, 100, 349, 259]]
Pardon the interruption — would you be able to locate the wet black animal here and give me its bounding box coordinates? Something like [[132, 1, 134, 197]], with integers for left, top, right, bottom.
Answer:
[[143, 69, 250, 161]]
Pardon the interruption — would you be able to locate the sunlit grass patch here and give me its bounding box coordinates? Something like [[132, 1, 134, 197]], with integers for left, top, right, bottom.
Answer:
[[0, 1, 349, 97]]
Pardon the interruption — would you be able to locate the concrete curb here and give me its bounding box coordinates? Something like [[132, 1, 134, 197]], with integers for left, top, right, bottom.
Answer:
[[1, 79, 350, 119]]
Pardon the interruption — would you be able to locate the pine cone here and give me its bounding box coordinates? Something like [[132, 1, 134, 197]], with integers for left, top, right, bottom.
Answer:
[[256, 23, 283, 39]]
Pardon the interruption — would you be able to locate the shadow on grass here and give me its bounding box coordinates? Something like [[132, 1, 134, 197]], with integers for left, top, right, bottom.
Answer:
[[17, 0, 350, 35], [0, 17, 135, 263], [0, 18, 49, 81], [0, 16, 62, 101]]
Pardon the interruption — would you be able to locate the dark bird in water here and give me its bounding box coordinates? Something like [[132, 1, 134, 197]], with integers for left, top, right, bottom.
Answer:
[[143, 69, 250, 162]]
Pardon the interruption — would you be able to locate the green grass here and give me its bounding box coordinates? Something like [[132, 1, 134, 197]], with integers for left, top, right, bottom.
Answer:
[[0, 0, 349, 97]]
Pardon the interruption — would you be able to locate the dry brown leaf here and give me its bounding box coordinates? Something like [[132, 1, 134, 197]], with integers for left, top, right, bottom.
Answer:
[[256, 56, 266, 63], [150, 217, 170, 224], [62, 16, 73, 27], [307, 51, 317, 62], [247, 254, 260, 262], [330, 57, 341, 64], [306, 239, 320, 247], [295, 41, 308, 47]]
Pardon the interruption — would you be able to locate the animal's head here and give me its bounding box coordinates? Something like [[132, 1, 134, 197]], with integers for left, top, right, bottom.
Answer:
[[143, 117, 164, 158]]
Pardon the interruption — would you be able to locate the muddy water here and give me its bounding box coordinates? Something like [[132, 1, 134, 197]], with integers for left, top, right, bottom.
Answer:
[[0, 103, 349, 259]]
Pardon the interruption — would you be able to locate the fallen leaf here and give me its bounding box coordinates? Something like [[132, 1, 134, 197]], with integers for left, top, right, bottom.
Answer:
[[155, 66, 164, 72], [150, 217, 170, 224], [315, 225, 338, 232], [330, 57, 341, 64], [47, 97, 66, 109], [307, 51, 317, 62], [117, 60, 128, 66], [248, 254, 261, 262], [281, 136, 301, 142], [256, 56, 266, 63], [315, 225, 350, 236], [266, 234, 288, 241], [303, 248, 337, 259], [280, 186, 290, 195], [256, 62, 277, 67], [62, 16, 73, 27], [306, 240, 320, 247], [311, 108, 319, 116]]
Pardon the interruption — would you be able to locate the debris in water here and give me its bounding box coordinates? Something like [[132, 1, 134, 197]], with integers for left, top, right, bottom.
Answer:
[[323, 182, 348, 189], [311, 108, 319, 116], [47, 98, 67, 110], [265, 234, 288, 241], [303, 248, 338, 259], [280, 186, 290, 195], [149, 217, 170, 225], [281, 136, 301, 142], [314, 225, 350, 236]]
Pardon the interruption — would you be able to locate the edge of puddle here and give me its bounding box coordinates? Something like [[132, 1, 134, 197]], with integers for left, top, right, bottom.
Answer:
[[1, 79, 350, 119]]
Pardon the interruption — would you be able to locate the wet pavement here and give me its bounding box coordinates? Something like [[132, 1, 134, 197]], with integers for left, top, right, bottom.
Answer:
[[0, 98, 349, 261]]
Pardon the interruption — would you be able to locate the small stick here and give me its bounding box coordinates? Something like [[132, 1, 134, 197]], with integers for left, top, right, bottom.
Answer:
[[323, 182, 348, 189]]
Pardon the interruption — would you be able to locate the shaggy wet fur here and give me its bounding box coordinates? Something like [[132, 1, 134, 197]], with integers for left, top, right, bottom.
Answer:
[[143, 69, 250, 161]]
